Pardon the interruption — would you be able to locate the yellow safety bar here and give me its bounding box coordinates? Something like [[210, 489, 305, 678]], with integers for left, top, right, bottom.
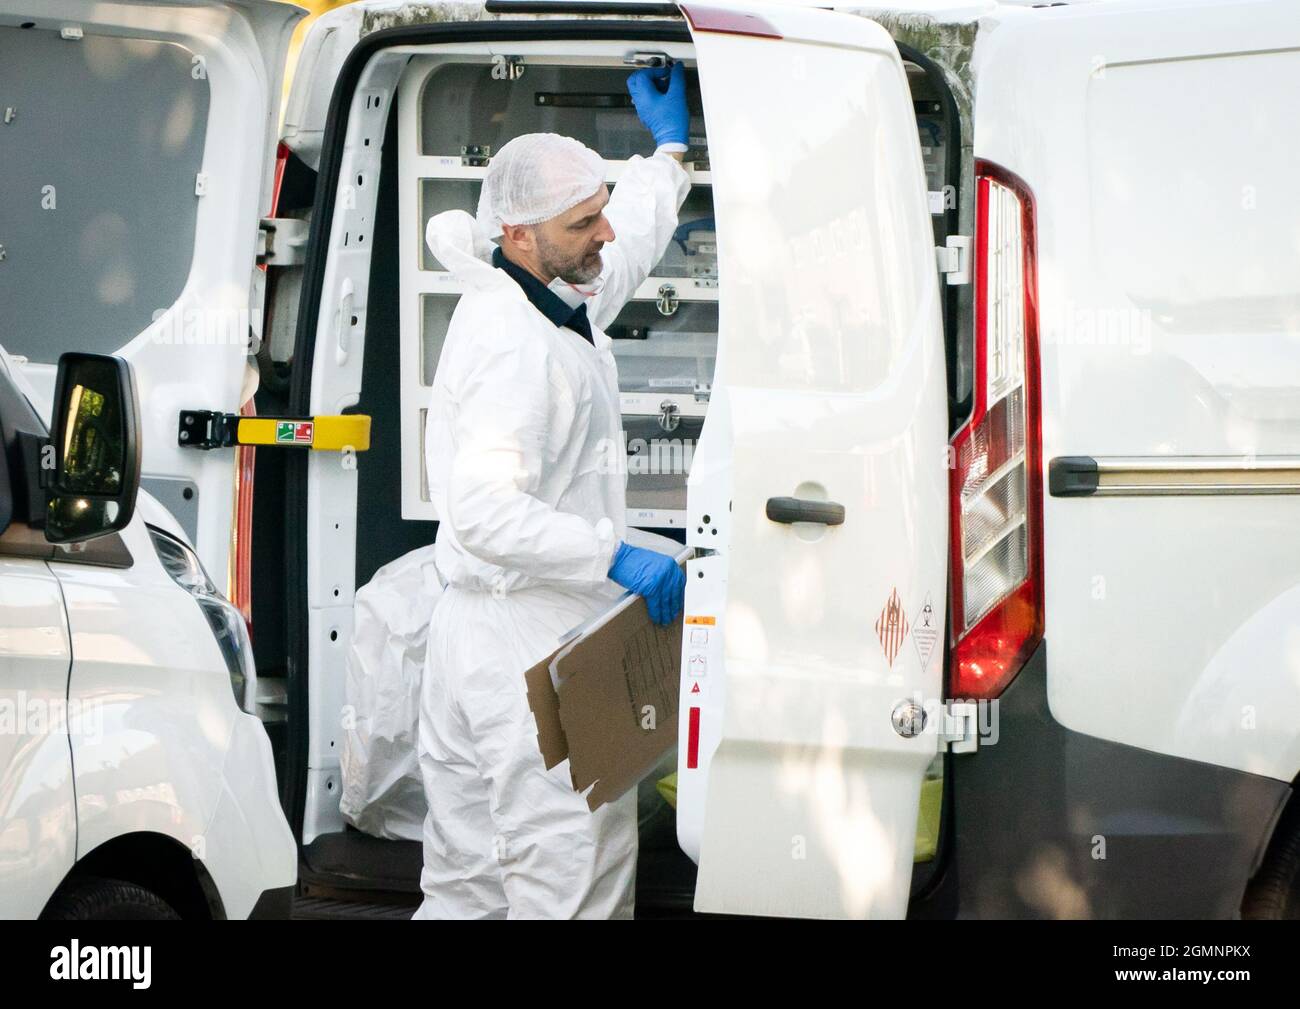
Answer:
[[236, 415, 371, 452], [177, 410, 371, 452]]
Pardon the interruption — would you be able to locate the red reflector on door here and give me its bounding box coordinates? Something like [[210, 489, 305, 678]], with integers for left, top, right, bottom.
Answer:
[[680, 3, 782, 39], [687, 707, 701, 768]]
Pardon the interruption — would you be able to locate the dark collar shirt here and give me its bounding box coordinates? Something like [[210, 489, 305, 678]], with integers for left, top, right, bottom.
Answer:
[[492, 246, 594, 347]]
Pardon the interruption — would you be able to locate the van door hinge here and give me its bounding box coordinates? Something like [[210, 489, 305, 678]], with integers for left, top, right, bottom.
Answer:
[[178, 410, 371, 452], [179, 410, 237, 449], [940, 701, 978, 753], [936, 235, 971, 286], [257, 216, 309, 266]]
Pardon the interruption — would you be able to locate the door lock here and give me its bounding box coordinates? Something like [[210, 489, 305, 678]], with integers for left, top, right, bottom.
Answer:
[[891, 700, 927, 738]]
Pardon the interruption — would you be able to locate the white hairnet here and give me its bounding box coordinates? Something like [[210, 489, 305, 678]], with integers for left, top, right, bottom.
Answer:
[[476, 133, 607, 239]]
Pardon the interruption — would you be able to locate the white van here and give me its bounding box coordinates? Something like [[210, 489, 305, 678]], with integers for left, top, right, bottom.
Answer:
[[0, 347, 296, 919], [0, 1, 300, 919], [5, 0, 1297, 919]]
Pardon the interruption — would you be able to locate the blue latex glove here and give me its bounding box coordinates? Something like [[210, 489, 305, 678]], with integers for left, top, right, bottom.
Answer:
[[607, 542, 686, 626], [627, 62, 689, 149]]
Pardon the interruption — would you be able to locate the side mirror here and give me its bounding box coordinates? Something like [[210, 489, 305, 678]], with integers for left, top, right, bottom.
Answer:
[[44, 353, 142, 544]]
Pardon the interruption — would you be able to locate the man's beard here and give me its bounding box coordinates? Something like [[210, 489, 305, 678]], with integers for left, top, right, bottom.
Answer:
[[536, 231, 604, 285]]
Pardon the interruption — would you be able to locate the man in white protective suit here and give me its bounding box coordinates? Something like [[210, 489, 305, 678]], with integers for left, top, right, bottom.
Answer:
[[413, 64, 693, 919]]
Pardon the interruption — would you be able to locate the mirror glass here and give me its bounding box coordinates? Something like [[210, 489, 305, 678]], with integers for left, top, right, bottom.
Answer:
[[56, 357, 126, 496], [45, 354, 133, 544]]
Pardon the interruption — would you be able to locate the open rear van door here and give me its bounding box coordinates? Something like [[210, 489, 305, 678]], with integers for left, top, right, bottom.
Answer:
[[674, 0, 950, 919], [0, 0, 304, 579]]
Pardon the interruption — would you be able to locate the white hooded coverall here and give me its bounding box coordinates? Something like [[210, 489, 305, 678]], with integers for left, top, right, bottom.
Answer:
[[414, 151, 689, 919]]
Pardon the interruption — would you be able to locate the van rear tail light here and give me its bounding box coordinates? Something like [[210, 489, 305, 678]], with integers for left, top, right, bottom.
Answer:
[[948, 162, 1043, 699]]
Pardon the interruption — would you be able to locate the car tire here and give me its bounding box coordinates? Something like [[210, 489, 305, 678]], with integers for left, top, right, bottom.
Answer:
[[41, 876, 182, 921], [1242, 803, 1300, 920]]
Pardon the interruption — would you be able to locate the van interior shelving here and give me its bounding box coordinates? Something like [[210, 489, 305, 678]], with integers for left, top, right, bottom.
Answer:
[[398, 53, 718, 531], [260, 35, 962, 916]]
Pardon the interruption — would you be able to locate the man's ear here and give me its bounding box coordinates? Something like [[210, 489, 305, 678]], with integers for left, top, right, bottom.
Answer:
[[500, 222, 535, 254]]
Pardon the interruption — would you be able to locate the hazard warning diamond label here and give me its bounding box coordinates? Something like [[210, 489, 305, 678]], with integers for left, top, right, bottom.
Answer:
[[913, 591, 939, 671], [875, 588, 910, 667]]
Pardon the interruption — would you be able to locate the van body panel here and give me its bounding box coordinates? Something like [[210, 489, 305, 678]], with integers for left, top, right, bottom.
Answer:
[[971, 0, 1300, 782], [282, 1, 369, 170], [0, 558, 75, 918], [0, 340, 295, 917], [298, 43, 407, 843], [677, 0, 949, 918], [51, 516, 297, 917]]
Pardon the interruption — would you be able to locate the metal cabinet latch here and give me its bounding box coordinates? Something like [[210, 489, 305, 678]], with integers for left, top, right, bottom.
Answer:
[[623, 51, 671, 68], [658, 399, 681, 433], [461, 144, 492, 167], [656, 282, 678, 317]]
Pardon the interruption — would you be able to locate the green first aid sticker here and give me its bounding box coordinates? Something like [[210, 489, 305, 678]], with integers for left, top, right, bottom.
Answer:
[[276, 420, 314, 444]]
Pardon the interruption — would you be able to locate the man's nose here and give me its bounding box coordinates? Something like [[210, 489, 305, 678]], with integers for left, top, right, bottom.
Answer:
[[595, 214, 616, 244]]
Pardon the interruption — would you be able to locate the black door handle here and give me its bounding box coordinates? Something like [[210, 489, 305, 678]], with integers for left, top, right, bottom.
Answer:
[[765, 496, 846, 526]]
